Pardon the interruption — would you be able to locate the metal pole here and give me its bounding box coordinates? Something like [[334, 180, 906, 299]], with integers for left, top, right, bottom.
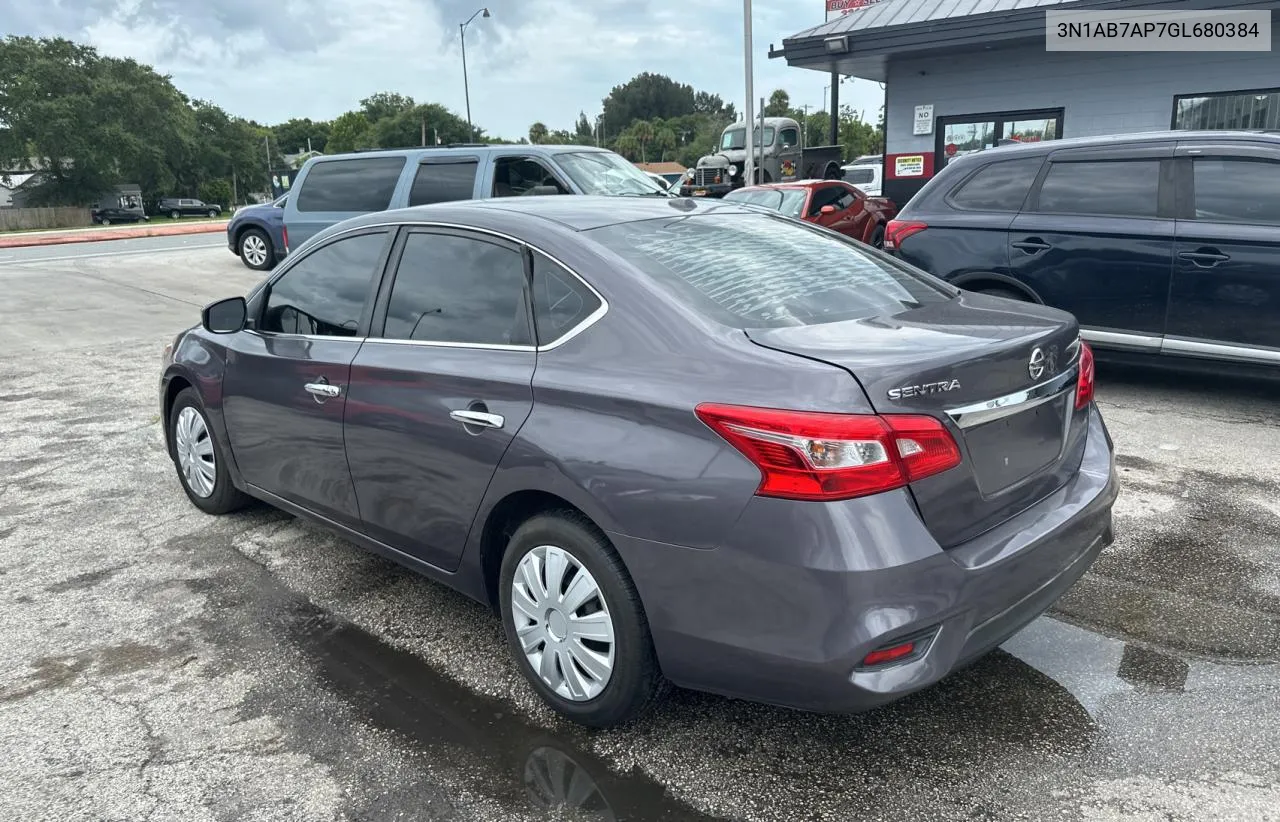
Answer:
[[759, 97, 766, 182], [743, 0, 755, 185], [461, 24, 472, 142], [829, 71, 841, 146], [263, 135, 271, 191]]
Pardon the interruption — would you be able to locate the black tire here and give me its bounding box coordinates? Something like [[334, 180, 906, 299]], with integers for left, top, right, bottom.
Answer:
[[170, 210, 180, 220], [868, 224, 885, 249], [237, 228, 275, 271], [208, 209, 219, 218], [975, 286, 1030, 302], [499, 511, 667, 728], [100, 217, 111, 226], [167, 387, 250, 515]]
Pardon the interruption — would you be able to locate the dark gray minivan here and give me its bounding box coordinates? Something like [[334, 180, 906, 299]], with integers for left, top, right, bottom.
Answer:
[[283, 145, 670, 248]]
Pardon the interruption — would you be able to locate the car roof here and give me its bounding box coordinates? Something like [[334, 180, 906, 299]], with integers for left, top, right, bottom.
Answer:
[[304, 144, 613, 166], [961, 129, 1280, 160], [733, 180, 835, 192], [312, 196, 764, 241]]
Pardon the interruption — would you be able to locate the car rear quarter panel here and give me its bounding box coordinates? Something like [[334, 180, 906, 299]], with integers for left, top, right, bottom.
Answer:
[[897, 210, 1018, 283]]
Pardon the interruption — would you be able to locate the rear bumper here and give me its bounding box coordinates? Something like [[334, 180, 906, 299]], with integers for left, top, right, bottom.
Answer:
[[610, 405, 1118, 713]]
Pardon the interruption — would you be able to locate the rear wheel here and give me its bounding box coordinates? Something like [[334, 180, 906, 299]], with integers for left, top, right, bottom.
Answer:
[[169, 210, 180, 220], [499, 511, 666, 728], [207, 209, 219, 218], [868, 224, 885, 249], [99, 217, 111, 226]]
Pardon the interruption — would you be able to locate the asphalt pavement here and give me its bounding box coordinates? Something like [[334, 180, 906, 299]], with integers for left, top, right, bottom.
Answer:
[[1, 236, 1277, 821]]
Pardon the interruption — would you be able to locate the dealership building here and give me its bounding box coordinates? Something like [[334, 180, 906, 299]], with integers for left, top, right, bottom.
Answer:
[[773, 0, 1280, 204]]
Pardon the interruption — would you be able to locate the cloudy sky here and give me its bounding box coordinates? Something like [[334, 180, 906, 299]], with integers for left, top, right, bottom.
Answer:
[[3, 0, 884, 142]]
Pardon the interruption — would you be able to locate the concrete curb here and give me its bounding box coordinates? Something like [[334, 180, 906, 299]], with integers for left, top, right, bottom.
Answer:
[[0, 221, 228, 249]]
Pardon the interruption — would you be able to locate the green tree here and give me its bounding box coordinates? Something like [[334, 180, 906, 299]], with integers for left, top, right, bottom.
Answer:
[[574, 112, 594, 143], [360, 91, 416, 124], [370, 103, 473, 148], [198, 178, 233, 207], [528, 121, 548, 144], [272, 117, 330, 154], [601, 73, 697, 135], [764, 89, 791, 118], [326, 111, 372, 153]]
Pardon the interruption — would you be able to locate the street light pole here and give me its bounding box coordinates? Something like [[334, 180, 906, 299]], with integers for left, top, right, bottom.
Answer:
[[460, 8, 490, 143], [743, 0, 755, 185]]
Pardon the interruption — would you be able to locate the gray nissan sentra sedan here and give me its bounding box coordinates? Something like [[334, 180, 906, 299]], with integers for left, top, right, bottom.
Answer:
[[161, 195, 1118, 728]]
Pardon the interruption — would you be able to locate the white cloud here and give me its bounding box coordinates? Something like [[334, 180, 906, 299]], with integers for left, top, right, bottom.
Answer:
[[3, 0, 885, 140]]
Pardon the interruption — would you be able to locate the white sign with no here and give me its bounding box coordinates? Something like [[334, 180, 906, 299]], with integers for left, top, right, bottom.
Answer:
[[913, 105, 934, 136]]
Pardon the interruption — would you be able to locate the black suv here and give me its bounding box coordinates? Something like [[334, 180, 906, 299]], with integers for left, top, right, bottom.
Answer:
[[157, 197, 223, 219], [886, 130, 1280, 374]]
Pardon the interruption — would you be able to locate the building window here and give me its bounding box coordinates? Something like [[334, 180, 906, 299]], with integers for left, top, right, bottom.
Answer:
[[934, 109, 1063, 170], [1173, 89, 1280, 130]]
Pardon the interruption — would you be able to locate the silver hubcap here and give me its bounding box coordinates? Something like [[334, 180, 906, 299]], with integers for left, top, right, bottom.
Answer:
[[512, 545, 615, 702], [174, 407, 216, 498], [242, 234, 268, 266]]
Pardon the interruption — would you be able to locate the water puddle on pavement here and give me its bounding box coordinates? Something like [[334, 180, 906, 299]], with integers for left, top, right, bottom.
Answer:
[[282, 603, 721, 822]]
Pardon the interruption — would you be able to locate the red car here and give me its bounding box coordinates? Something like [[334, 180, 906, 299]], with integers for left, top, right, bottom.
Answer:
[[723, 180, 897, 248]]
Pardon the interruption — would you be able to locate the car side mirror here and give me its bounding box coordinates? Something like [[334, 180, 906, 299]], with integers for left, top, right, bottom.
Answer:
[[202, 296, 247, 334], [820, 205, 837, 215]]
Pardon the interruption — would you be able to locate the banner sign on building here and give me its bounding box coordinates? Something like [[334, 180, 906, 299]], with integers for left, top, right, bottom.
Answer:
[[826, 0, 887, 23]]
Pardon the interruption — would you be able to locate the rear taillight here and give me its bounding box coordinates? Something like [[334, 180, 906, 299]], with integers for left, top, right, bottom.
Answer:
[[694, 404, 962, 501], [883, 219, 927, 250], [282, 225, 289, 253], [1076, 342, 1095, 409]]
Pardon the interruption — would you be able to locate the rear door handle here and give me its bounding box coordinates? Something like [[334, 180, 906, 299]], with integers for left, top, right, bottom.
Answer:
[[1178, 249, 1231, 267], [1012, 238, 1052, 253], [304, 382, 342, 398], [449, 410, 504, 430]]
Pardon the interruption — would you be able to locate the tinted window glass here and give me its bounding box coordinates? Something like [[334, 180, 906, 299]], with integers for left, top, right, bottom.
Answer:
[[532, 251, 601, 345], [493, 157, 568, 197], [779, 127, 799, 147], [1193, 158, 1280, 224], [587, 214, 948, 328], [408, 161, 479, 206], [835, 189, 859, 210], [296, 157, 405, 213], [844, 167, 875, 184], [261, 232, 388, 336], [949, 157, 1042, 211], [383, 233, 530, 345], [1035, 160, 1159, 218]]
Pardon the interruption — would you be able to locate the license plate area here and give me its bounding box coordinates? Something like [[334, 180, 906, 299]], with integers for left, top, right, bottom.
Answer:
[[964, 392, 1072, 496]]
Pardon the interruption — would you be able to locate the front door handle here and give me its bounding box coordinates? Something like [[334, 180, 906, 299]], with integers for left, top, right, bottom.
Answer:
[[304, 382, 342, 398], [450, 410, 504, 430], [1178, 248, 1231, 267], [1012, 238, 1052, 253]]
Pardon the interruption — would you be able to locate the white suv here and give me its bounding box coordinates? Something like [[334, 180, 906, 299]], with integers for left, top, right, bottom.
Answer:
[[841, 159, 882, 197]]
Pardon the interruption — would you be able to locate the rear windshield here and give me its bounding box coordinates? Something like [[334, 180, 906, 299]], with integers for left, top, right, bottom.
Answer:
[[723, 188, 807, 218], [844, 167, 876, 184], [586, 214, 950, 328]]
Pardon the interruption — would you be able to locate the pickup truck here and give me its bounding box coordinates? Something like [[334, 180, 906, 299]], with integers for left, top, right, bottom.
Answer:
[[680, 117, 844, 198], [283, 144, 670, 248]]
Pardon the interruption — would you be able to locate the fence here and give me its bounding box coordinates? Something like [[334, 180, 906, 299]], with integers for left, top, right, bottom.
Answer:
[[0, 207, 94, 232]]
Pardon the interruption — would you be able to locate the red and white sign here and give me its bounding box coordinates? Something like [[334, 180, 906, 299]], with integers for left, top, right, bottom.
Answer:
[[826, 0, 887, 23], [945, 143, 958, 157]]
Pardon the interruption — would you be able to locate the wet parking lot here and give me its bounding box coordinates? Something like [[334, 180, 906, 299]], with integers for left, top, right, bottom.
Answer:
[[1, 237, 1278, 821]]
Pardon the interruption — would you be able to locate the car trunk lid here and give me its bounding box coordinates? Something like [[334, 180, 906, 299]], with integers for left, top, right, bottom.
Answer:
[[745, 291, 1089, 547]]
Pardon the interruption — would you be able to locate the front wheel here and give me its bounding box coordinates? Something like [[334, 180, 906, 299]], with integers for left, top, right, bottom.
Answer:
[[208, 209, 219, 218], [237, 228, 274, 271], [168, 388, 249, 515], [500, 512, 667, 728], [99, 217, 111, 226]]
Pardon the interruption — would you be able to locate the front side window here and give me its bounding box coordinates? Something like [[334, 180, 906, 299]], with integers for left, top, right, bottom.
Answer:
[[1193, 158, 1280, 224], [779, 127, 800, 147], [382, 232, 530, 346], [296, 157, 406, 213], [720, 127, 776, 151], [1175, 89, 1280, 130], [532, 251, 602, 345], [492, 157, 569, 198], [722, 188, 807, 218], [806, 186, 845, 216], [1035, 160, 1160, 218], [587, 214, 949, 328], [949, 157, 1043, 211], [261, 231, 389, 336], [409, 160, 479, 206]]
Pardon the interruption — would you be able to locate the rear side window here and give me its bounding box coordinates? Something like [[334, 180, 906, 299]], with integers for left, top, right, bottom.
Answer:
[[261, 232, 389, 336], [844, 167, 875, 185], [948, 157, 1042, 211], [1192, 158, 1280, 224], [408, 161, 479, 206], [587, 214, 949, 328], [297, 157, 406, 213], [382, 232, 531, 346], [532, 251, 602, 345], [1034, 160, 1159, 218]]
